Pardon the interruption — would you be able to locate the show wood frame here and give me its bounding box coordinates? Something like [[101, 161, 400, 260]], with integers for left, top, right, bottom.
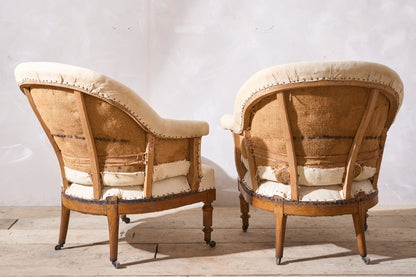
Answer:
[[231, 80, 399, 265], [21, 83, 216, 269]]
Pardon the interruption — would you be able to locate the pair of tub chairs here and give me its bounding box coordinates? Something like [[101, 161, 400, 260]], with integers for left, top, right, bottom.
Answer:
[[15, 61, 403, 268]]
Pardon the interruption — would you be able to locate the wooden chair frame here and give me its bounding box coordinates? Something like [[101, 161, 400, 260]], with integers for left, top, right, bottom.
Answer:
[[231, 80, 399, 265], [21, 83, 216, 268]]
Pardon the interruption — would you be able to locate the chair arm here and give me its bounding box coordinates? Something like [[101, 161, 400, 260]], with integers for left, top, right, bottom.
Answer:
[[220, 114, 240, 134], [155, 118, 209, 138]]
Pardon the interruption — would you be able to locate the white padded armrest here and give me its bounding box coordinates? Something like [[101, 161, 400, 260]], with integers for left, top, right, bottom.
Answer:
[[220, 114, 236, 132], [158, 118, 209, 138], [15, 62, 209, 138]]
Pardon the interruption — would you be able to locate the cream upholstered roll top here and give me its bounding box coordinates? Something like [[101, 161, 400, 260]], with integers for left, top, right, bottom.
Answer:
[[221, 61, 403, 134], [15, 62, 209, 138]]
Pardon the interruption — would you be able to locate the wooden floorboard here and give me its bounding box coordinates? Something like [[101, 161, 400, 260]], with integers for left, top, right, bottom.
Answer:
[[0, 218, 17, 230], [0, 206, 415, 276]]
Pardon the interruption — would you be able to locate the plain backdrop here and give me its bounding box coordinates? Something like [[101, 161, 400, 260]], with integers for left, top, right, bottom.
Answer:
[[1, 0, 415, 206]]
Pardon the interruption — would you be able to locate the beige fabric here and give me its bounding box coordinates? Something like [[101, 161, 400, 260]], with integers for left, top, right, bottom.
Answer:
[[15, 62, 209, 138], [198, 164, 216, 191], [242, 172, 375, 201], [64, 164, 215, 200], [153, 160, 190, 182], [221, 61, 403, 134], [64, 160, 190, 187], [242, 156, 376, 186]]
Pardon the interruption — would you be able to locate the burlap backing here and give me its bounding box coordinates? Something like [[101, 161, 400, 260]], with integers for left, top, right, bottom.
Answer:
[[242, 86, 390, 183], [31, 88, 149, 173], [154, 138, 189, 165]]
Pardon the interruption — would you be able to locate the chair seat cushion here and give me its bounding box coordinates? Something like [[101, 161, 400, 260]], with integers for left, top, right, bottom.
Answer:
[[64, 164, 215, 200], [64, 160, 191, 187], [242, 172, 375, 201], [241, 156, 376, 186]]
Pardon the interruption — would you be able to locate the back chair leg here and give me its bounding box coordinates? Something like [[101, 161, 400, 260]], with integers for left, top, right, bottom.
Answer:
[[202, 201, 216, 247], [106, 197, 120, 268], [239, 193, 250, 232], [55, 203, 70, 250], [274, 203, 287, 265], [120, 214, 130, 224], [352, 206, 369, 264]]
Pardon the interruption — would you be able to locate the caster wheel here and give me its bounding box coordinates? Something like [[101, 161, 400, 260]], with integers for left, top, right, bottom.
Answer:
[[112, 260, 120, 268], [55, 243, 63, 250], [121, 216, 130, 224], [206, 240, 216, 247], [276, 257, 282, 265], [242, 225, 248, 232], [361, 255, 370, 264]]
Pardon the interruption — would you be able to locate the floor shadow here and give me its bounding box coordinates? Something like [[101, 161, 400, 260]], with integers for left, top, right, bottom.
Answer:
[[121, 207, 416, 267]]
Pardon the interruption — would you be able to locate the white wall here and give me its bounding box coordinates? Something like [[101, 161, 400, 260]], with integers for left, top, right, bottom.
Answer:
[[1, 0, 415, 206]]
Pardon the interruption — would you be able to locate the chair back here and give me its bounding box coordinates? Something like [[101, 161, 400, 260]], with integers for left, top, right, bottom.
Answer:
[[15, 62, 185, 199], [228, 62, 403, 200]]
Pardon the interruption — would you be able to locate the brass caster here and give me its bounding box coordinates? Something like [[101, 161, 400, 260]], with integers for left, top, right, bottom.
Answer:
[[361, 255, 370, 264], [206, 240, 216, 247], [242, 225, 248, 232], [121, 216, 130, 224], [111, 259, 120, 269], [55, 243, 64, 250], [276, 257, 282, 265]]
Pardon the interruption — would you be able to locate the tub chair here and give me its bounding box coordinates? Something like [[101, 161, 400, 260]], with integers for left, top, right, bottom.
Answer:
[[15, 62, 216, 268], [221, 61, 403, 264]]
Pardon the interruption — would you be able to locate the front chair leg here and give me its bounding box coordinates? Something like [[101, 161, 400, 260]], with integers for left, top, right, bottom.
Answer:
[[106, 196, 120, 268], [202, 201, 216, 247], [274, 203, 287, 265], [55, 202, 70, 250], [352, 205, 370, 264], [239, 193, 250, 232]]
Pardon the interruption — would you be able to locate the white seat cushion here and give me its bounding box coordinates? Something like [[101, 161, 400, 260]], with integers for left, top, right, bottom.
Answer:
[[241, 156, 376, 187], [243, 172, 375, 202], [64, 164, 215, 200], [64, 160, 190, 187]]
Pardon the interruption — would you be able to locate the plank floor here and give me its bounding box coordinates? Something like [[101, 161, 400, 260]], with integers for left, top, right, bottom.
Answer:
[[0, 205, 415, 276]]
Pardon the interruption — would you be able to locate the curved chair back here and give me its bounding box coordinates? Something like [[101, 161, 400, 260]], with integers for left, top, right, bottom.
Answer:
[[222, 62, 403, 201], [15, 62, 199, 200]]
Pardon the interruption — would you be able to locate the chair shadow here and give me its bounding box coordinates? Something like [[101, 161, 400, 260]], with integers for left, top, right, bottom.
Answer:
[[117, 207, 416, 267]]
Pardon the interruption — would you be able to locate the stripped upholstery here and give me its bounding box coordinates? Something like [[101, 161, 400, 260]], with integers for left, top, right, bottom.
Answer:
[[15, 62, 215, 199], [221, 61, 403, 198], [65, 164, 215, 200], [222, 61, 403, 265]]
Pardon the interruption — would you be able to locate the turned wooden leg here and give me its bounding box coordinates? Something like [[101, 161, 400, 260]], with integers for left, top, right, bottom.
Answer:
[[202, 201, 216, 247], [106, 196, 120, 268], [55, 202, 70, 250], [274, 203, 287, 265], [239, 193, 250, 232], [352, 205, 369, 264]]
